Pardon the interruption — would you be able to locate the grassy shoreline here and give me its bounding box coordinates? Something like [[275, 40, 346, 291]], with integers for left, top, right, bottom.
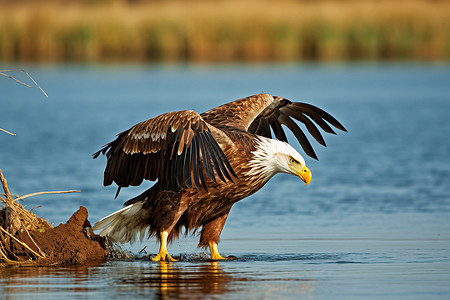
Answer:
[[1, 0, 449, 62]]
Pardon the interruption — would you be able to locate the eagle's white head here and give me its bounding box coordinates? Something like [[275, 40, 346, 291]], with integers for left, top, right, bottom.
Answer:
[[247, 137, 312, 185]]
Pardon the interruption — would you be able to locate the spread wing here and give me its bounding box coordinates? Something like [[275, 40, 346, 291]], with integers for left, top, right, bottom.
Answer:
[[93, 110, 237, 195], [201, 93, 347, 160]]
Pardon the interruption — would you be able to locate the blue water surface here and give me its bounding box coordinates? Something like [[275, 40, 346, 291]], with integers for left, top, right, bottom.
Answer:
[[1, 62, 449, 299]]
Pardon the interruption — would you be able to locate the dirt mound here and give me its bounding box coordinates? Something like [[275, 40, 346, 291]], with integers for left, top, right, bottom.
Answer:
[[1, 206, 108, 265]]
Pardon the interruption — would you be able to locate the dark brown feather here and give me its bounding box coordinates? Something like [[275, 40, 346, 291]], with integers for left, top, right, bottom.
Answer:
[[198, 133, 216, 183], [182, 145, 192, 188], [93, 110, 237, 194], [201, 93, 274, 130], [291, 102, 347, 133], [283, 106, 326, 146], [190, 135, 201, 190], [204, 132, 237, 181], [200, 93, 345, 160], [268, 114, 288, 142], [279, 114, 318, 160]]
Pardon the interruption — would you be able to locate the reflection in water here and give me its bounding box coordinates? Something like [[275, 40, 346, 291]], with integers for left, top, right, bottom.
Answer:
[[0, 258, 316, 299], [113, 260, 246, 299], [0, 262, 103, 296], [0, 260, 247, 299]]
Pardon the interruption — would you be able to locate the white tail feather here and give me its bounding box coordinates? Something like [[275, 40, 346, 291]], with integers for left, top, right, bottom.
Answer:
[[93, 202, 148, 244]]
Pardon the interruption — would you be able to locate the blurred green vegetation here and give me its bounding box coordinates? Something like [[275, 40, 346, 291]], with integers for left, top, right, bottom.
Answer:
[[0, 0, 449, 62]]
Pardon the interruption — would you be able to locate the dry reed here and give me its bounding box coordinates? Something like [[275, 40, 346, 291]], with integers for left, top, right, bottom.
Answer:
[[1, 168, 81, 265], [0, 0, 449, 62]]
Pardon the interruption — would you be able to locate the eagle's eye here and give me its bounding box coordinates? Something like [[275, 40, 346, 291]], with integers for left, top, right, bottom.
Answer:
[[289, 157, 297, 164]]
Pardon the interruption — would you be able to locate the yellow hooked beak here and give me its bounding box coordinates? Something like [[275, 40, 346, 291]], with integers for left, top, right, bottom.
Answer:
[[297, 166, 312, 186]]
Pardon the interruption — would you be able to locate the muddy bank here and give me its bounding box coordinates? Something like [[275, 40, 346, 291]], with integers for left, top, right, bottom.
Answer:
[[1, 206, 107, 266]]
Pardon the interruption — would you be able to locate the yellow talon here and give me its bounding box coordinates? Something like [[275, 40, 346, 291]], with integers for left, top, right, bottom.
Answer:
[[153, 231, 178, 262], [152, 252, 178, 262], [209, 241, 227, 260]]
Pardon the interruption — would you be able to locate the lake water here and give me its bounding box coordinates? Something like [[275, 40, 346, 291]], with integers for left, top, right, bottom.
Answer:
[[1, 62, 450, 299]]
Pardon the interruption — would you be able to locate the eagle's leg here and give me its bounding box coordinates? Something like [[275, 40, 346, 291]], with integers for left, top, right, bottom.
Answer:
[[152, 198, 190, 262], [152, 231, 178, 262], [199, 210, 230, 260], [209, 241, 226, 260]]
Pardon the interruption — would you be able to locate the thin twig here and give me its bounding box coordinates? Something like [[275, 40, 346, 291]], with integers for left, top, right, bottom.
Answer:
[[29, 206, 42, 213], [0, 69, 48, 98], [0, 231, 21, 261], [0, 244, 17, 264], [0, 226, 44, 259], [1, 69, 48, 137], [21, 223, 46, 258], [13, 190, 81, 202], [0, 128, 16, 136], [0, 169, 13, 205], [0, 72, 32, 87], [0, 193, 19, 199]]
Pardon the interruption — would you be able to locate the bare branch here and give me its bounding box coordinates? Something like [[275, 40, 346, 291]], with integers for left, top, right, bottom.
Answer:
[[0, 226, 45, 259], [13, 190, 81, 202], [0, 169, 13, 205], [29, 206, 42, 213], [0, 242, 18, 264], [0, 69, 48, 98], [21, 223, 47, 258], [0, 193, 19, 199], [0, 72, 32, 87], [0, 128, 16, 136]]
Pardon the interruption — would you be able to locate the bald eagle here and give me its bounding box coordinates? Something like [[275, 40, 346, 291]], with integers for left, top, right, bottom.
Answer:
[[93, 93, 346, 261]]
